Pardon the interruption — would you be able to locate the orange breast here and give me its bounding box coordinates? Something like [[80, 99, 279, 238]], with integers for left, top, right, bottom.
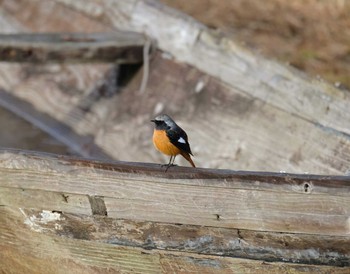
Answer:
[[153, 129, 181, 156]]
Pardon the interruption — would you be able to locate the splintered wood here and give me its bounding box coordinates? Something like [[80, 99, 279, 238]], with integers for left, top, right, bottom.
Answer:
[[0, 150, 349, 273]]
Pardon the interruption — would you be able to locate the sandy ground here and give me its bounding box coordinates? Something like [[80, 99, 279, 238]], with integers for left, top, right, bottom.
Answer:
[[161, 0, 350, 89]]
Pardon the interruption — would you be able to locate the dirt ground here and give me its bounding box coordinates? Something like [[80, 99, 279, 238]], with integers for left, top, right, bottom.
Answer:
[[161, 0, 350, 89]]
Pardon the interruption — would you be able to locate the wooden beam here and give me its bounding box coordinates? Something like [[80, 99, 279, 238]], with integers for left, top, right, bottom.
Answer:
[[1, 207, 350, 272], [0, 32, 147, 63], [1, 149, 349, 237], [4, 207, 346, 266]]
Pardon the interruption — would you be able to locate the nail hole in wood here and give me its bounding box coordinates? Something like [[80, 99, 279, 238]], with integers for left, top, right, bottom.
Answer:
[[304, 183, 310, 193], [62, 194, 69, 203]]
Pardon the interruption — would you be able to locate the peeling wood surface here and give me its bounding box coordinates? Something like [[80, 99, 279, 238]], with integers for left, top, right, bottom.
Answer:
[[2, 209, 349, 274], [0, 0, 350, 175], [4, 208, 347, 267], [0, 32, 146, 63], [1, 150, 350, 237]]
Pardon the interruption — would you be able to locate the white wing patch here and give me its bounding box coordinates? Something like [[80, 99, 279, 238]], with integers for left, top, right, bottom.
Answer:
[[178, 137, 186, 144]]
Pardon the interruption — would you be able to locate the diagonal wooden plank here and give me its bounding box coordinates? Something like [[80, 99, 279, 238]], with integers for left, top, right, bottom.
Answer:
[[0, 89, 113, 160]]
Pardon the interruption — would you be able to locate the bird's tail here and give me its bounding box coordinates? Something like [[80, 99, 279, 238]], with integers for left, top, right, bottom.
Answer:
[[181, 152, 196, 168]]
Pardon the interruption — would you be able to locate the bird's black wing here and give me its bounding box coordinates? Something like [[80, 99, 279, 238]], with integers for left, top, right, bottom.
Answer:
[[167, 128, 193, 155]]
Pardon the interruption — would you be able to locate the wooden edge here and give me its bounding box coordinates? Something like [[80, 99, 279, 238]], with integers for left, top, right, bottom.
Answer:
[[0, 148, 349, 194], [0, 32, 148, 63]]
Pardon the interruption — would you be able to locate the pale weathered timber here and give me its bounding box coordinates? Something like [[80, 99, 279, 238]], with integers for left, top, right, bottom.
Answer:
[[1, 0, 350, 175], [8, 208, 348, 266], [2, 209, 349, 274], [55, 0, 350, 137], [0, 32, 147, 63], [1, 150, 350, 237]]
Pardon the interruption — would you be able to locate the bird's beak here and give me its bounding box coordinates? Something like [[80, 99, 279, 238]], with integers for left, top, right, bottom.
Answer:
[[150, 119, 155, 123]]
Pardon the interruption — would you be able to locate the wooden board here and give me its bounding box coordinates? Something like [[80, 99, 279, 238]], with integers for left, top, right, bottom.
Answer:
[[1, 150, 350, 237], [2, 208, 348, 274], [0, 32, 147, 63], [2, 207, 347, 267]]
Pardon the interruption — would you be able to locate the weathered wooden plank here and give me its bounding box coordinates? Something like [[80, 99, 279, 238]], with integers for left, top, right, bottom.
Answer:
[[0, 32, 147, 63], [1, 150, 349, 236], [1, 207, 349, 273], [104, 191, 349, 236], [10, 208, 348, 266], [55, 0, 350, 137], [0, 187, 92, 216], [1, 149, 349, 194]]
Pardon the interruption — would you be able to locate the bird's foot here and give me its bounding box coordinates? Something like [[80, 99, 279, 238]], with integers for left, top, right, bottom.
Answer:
[[161, 163, 177, 172], [161, 163, 177, 168]]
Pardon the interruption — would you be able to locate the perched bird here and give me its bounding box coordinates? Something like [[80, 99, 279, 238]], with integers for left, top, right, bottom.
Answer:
[[151, 114, 195, 170]]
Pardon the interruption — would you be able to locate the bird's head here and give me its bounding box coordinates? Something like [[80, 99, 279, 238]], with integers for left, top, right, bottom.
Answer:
[[151, 114, 176, 130]]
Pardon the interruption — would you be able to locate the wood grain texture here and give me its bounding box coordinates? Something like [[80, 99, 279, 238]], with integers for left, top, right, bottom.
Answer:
[[0, 32, 146, 63], [1, 207, 349, 273], [1, 150, 349, 236], [11, 208, 348, 266]]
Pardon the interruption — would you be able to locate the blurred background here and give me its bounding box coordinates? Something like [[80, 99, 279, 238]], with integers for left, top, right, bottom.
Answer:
[[162, 0, 350, 89], [0, 0, 349, 173]]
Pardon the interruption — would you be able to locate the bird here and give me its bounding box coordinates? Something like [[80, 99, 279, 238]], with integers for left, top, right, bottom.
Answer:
[[151, 114, 195, 170]]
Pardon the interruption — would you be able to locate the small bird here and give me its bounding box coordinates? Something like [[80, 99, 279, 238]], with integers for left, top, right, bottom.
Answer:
[[151, 114, 195, 170]]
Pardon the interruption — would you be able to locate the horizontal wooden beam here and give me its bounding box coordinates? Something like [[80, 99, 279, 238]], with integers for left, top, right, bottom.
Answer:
[[1, 149, 349, 237], [0, 32, 147, 63], [1, 207, 349, 272], [5, 207, 346, 266]]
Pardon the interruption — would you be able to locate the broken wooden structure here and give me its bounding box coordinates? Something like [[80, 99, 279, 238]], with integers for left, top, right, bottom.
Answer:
[[0, 0, 350, 273]]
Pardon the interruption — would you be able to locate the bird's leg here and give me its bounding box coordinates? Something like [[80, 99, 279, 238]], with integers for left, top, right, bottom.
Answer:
[[165, 156, 173, 172], [161, 156, 173, 168], [164, 156, 178, 172], [167, 156, 179, 172]]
